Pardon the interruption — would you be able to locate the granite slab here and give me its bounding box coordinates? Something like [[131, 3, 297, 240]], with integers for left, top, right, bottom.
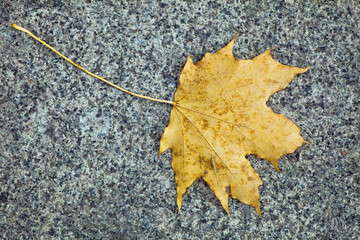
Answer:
[[1, 0, 359, 239]]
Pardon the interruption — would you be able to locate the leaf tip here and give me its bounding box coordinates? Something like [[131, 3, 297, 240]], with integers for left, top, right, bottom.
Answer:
[[159, 140, 167, 159], [256, 207, 262, 218], [233, 31, 239, 41], [302, 66, 310, 72], [176, 193, 184, 214], [252, 201, 262, 217], [186, 55, 194, 64], [222, 32, 239, 54], [269, 160, 281, 172], [226, 208, 231, 216], [265, 48, 275, 56]]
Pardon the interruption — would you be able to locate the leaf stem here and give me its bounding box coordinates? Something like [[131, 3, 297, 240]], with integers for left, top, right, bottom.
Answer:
[[11, 24, 175, 106]]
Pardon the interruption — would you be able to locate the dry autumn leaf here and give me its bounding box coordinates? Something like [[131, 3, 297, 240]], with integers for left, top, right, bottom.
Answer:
[[160, 35, 309, 216], [12, 24, 308, 217]]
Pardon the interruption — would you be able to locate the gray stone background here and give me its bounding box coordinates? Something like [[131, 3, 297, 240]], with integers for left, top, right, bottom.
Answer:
[[1, 0, 359, 239]]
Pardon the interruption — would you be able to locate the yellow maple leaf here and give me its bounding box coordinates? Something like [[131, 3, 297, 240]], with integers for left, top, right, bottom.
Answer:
[[160, 35, 309, 216], [12, 24, 308, 216]]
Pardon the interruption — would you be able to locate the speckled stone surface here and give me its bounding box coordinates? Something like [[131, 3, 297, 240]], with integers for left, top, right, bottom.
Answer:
[[1, 0, 359, 239]]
